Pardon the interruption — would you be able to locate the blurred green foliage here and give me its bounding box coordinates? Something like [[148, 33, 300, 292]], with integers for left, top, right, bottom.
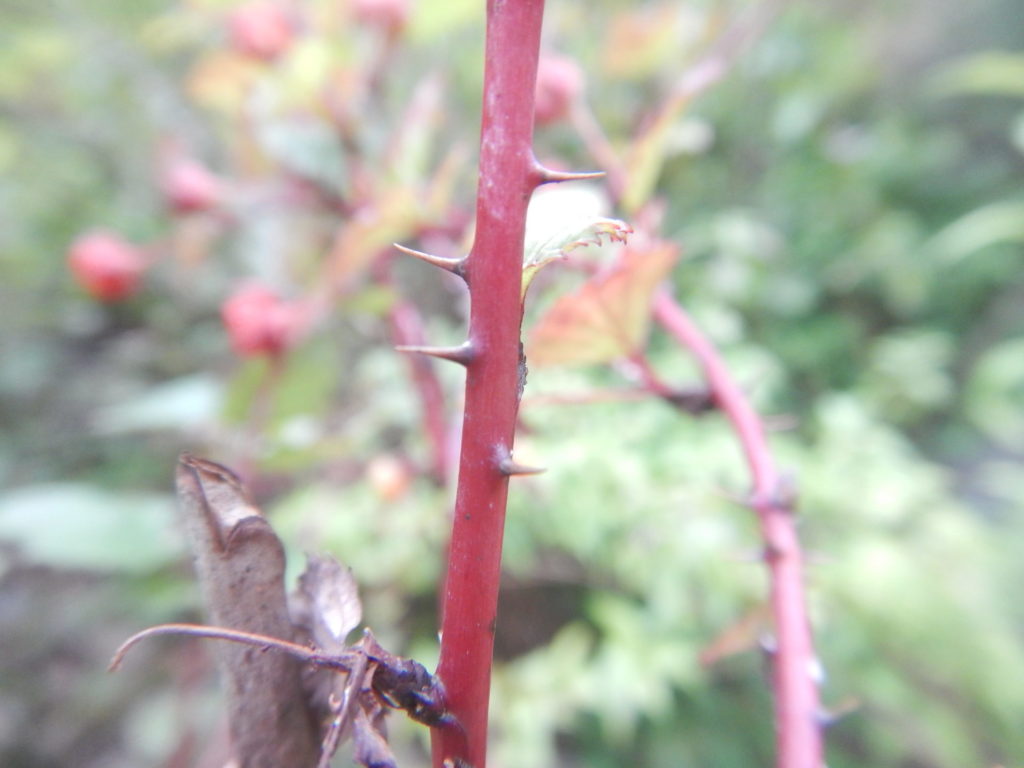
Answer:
[[1, 1, 1022, 767]]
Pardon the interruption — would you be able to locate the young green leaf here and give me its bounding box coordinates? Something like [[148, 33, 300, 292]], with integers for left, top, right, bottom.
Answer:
[[521, 186, 632, 297]]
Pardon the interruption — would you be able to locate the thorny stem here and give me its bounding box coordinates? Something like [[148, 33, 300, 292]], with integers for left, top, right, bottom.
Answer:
[[431, 1, 547, 767], [652, 289, 823, 768]]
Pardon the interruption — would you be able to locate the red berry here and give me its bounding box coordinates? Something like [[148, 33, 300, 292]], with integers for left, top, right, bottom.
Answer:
[[352, 0, 410, 33], [227, 3, 294, 61], [161, 158, 223, 215], [534, 55, 584, 125], [221, 284, 305, 357], [67, 231, 147, 302]]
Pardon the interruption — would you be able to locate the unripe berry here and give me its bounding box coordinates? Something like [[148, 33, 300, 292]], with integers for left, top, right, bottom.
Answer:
[[352, 0, 410, 33], [161, 158, 223, 215], [221, 284, 304, 357], [227, 3, 294, 61], [67, 231, 147, 302], [366, 453, 412, 502], [534, 55, 584, 125]]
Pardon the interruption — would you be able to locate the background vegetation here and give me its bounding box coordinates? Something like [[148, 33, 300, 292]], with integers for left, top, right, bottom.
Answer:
[[1, 0, 1022, 766]]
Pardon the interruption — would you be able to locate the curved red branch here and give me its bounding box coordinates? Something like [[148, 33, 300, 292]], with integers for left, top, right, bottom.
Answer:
[[653, 289, 823, 768]]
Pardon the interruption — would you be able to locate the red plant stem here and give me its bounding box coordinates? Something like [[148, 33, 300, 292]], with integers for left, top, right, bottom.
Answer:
[[652, 289, 822, 768], [431, 2, 546, 767]]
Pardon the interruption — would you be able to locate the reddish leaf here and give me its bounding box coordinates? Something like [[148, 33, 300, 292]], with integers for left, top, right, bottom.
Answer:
[[527, 241, 680, 367]]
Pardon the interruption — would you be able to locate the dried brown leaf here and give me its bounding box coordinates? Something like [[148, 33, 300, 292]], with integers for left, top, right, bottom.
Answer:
[[176, 454, 320, 767], [293, 554, 363, 653]]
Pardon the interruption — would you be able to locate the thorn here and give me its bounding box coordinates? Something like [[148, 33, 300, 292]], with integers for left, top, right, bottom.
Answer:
[[394, 243, 467, 279], [816, 697, 861, 728], [495, 445, 545, 476], [499, 458, 546, 477], [661, 385, 715, 414], [532, 161, 606, 186], [396, 341, 476, 367]]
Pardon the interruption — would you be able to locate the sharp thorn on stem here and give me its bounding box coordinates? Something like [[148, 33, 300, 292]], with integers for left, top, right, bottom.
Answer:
[[531, 161, 606, 186], [495, 444, 545, 476], [395, 341, 476, 367], [393, 243, 467, 279], [498, 457, 546, 477], [816, 697, 861, 729]]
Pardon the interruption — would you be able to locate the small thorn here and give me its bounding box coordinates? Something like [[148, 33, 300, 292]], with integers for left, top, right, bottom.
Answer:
[[396, 342, 476, 367], [394, 243, 467, 278], [499, 458, 546, 477], [817, 697, 860, 728], [495, 445, 545, 477], [532, 161, 606, 186]]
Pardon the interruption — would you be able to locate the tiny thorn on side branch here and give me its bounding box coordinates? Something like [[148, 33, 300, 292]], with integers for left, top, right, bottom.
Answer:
[[531, 161, 606, 186], [396, 342, 477, 367], [394, 243, 468, 280], [816, 697, 860, 728], [661, 385, 716, 414]]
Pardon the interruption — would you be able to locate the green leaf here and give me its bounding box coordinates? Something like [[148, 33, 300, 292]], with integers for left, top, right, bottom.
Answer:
[[522, 185, 631, 296], [92, 375, 223, 434], [927, 199, 1024, 262], [931, 52, 1024, 99], [0, 484, 182, 572], [966, 336, 1024, 449]]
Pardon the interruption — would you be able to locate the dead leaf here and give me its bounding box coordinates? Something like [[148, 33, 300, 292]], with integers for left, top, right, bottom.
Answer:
[[292, 554, 363, 653], [527, 241, 680, 367], [176, 454, 320, 767]]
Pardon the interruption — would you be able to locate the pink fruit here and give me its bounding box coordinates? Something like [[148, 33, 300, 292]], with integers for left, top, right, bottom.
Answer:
[[352, 0, 410, 33], [162, 158, 223, 214], [221, 283, 304, 357], [227, 3, 294, 61], [534, 55, 584, 125], [68, 231, 147, 302]]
